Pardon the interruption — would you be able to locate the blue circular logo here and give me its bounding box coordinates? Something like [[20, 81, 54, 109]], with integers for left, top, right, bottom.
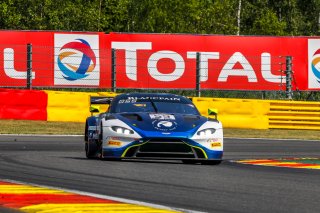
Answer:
[[152, 120, 177, 131]]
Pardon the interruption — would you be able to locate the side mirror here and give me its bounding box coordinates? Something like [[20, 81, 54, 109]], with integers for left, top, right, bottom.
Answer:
[[90, 106, 100, 113], [208, 108, 218, 119]]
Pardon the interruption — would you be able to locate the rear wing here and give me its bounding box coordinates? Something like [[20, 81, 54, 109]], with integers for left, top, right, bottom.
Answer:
[[89, 96, 114, 114], [90, 96, 113, 105]]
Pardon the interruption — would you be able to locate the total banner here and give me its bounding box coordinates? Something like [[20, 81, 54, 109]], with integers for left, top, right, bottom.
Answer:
[[109, 33, 311, 90], [0, 31, 109, 88], [0, 30, 320, 90]]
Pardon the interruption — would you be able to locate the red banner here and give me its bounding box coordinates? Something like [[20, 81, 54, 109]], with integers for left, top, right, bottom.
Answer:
[[109, 33, 313, 91], [0, 31, 109, 88], [0, 31, 319, 90]]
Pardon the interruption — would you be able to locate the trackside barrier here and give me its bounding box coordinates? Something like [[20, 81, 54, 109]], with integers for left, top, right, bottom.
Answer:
[[46, 91, 91, 122], [192, 97, 270, 129], [1, 89, 320, 130], [192, 97, 320, 130], [268, 100, 320, 130], [46, 91, 117, 122], [0, 89, 47, 121]]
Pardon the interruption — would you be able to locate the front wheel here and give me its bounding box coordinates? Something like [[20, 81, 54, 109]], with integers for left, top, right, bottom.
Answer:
[[85, 140, 98, 159]]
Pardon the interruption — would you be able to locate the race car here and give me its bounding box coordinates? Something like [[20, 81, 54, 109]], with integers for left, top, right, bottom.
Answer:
[[84, 93, 223, 165]]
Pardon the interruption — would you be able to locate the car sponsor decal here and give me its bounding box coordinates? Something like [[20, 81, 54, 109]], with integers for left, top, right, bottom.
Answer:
[[235, 158, 320, 170], [108, 140, 122, 146], [150, 113, 175, 120], [152, 120, 178, 131], [118, 96, 182, 104], [128, 96, 181, 101], [118, 99, 137, 104], [0, 180, 181, 212], [210, 142, 222, 148], [88, 126, 97, 130]]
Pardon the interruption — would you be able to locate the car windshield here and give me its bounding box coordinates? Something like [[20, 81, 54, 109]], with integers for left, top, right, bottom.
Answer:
[[115, 101, 199, 115]]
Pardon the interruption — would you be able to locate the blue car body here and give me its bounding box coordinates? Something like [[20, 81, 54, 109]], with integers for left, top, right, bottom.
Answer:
[[85, 93, 223, 164]]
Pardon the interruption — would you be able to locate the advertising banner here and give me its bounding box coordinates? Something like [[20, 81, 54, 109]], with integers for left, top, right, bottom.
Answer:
[[54, 33, 100, 86], [109, 33, 313, 91], [0, 31, 107, 88], [0, 31, 319, 90]]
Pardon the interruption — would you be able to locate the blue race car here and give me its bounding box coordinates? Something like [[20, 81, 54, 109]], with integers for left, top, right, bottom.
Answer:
[[84, 93, 223, 165]]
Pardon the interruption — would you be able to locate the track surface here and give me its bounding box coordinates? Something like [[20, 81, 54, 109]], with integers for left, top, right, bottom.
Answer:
[[0, 135, 319, 213]]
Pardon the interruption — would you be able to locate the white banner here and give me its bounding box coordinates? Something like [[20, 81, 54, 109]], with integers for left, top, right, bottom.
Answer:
[[54, 34, 100, 86], [308, 39, 320, 89]]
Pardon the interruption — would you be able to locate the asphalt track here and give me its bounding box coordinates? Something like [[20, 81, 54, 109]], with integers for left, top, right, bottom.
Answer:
[[0, 135, 319, 213]]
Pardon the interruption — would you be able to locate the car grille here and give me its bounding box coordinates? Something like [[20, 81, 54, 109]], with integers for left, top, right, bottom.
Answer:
[[124, 139, 205, 159]]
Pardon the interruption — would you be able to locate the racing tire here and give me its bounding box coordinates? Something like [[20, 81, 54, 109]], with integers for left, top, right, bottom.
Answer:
[[85, 140, 98, 159], [98, 124, 104, 159], [201, 160, 222, 165], [84, 122, 88, 142], [98, 145, 104, 159]]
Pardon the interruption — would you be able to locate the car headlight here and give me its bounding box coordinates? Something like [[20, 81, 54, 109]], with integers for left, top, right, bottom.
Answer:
[[197, 128, 216, 137], [111, 126, 134, 135]]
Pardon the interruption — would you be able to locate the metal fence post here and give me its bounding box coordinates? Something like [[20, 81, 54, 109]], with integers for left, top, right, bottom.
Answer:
[[111, 48, 116, 92], [196, 52, 201, 97], [285, 56, 293, 100], [27, 43, 32, 89]]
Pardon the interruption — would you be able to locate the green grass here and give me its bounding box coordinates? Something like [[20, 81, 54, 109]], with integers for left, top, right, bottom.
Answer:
[[0, 120, 84, 135], [0, 119, 319, 140]]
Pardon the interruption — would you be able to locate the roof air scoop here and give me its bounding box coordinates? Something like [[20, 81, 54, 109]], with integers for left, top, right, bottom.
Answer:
[[121, 113, 143, 121]]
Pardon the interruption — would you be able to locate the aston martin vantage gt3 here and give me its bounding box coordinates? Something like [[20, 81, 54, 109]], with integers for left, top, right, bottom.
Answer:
[[84, 93, 223, 164]]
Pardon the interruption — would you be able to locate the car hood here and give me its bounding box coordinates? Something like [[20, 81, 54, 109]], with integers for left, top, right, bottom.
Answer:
[[114, 112, 208, 137]]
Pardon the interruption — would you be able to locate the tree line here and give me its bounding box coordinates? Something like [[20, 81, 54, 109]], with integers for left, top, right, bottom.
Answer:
[[0, 0, 319, 36]]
